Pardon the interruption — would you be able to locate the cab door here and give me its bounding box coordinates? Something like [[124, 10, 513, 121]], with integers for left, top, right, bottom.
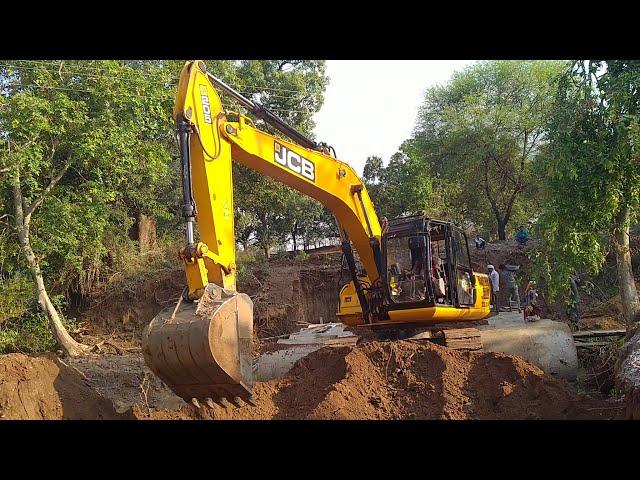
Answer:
[[450, 228, 475, 307]]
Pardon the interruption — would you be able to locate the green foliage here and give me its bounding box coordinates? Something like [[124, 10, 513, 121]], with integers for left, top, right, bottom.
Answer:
[[236, 247, 271, 286], [362, 140, 434, 219], [0, 60, 178, 297], [0, 290, 76, 354], [295, 250, 309, 260], [0, 59, 328, 300], [227, 60, 329, 257], [0, 275, 34, 325], [0, 311, 79, 354], [411, 60, 567, 238], [536, 60, 640, 300]]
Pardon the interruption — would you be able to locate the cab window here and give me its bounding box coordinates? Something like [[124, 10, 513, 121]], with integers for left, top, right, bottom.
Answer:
[[386, 234, 428, 303]]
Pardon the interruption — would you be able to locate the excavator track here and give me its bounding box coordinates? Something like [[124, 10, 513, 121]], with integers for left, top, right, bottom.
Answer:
[[142, 283, 254, 408]]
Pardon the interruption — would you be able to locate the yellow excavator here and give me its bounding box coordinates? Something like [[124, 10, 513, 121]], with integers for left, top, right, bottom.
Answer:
[[142, 60, 493, 408]]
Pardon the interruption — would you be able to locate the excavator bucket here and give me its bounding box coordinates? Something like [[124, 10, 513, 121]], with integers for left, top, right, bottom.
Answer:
[[142, 283, 254, 407]]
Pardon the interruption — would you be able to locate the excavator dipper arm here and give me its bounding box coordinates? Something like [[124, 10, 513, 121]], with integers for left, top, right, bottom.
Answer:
[[142, 60, 382, 407]]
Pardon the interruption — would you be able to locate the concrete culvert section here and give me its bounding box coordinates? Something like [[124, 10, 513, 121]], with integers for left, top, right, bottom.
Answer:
[[478, 312, 579, 381]]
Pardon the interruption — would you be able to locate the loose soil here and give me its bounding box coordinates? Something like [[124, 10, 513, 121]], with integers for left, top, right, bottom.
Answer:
[[0, 353, 124, 420], [132, 341, 621, 420], [0, 340, 622, 420]]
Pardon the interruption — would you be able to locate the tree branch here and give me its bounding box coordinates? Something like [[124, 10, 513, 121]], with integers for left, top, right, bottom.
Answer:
[[24, 157, 72, 219]]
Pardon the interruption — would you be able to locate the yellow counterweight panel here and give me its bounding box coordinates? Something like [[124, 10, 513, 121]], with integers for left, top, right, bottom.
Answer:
[[385, 305, 489, 324]]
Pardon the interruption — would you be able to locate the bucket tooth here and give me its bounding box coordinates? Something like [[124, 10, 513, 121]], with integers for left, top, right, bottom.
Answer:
[[219, 397, 233, 409], [205, 398, 217, 409], [191, 398, 201, 409], [232, 396, 246, 408]]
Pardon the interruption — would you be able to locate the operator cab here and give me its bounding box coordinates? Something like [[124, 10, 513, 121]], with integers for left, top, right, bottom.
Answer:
[[381, 213, 475, 311]]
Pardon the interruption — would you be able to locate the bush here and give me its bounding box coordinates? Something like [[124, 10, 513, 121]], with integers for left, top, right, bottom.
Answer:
[[0, 275, 35, 325], [0, 284, 79, 354], [0, 311, 79, 354], [236, 247, 271, 286]]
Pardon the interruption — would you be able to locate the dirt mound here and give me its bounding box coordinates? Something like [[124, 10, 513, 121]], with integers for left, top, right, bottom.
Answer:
[[580, 315, 625, 330], [469, 240, 541, 309], [0, 354, 124, 420], [133, 341, 619, 420], [469, 239, 534, 275], [582, 296, 623, 320]]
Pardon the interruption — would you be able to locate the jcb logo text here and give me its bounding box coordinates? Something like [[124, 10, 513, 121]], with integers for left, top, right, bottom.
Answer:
[[274, 142, 315, 182]]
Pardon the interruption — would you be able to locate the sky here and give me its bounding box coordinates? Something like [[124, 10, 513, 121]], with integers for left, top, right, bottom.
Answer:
[[313, 60, 474, 175]]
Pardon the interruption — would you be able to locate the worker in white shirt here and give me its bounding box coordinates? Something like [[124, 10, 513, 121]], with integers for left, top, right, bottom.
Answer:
[[487, 264, 500, 313]]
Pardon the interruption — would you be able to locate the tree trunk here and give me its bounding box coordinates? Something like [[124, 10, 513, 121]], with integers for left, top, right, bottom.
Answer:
[[613, 205, 640, 329], [23, 239, 87, 356], [497, 218, 507, 241], [11, 171, 87, 357], [292, 222, 298, 253], [137, 213, 157, 253], [263, 238, 270, 260]]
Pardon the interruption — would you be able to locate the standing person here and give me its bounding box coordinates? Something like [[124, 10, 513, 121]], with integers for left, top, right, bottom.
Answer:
[[430, 251, 446, 301], [501, 263, 521, 313], [487, 264, 500, 313], [523, 281, 540, 321], [515, 225, 530, 246], [475, 235, 486, 250]]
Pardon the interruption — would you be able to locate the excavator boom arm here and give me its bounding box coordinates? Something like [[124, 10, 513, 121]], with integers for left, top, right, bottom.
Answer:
[[175, 60, 382, 301]]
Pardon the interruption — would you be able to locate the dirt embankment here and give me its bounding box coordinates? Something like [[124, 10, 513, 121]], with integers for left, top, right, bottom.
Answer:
[[76, 268, 186, 353], [234, 253, 348, 339], [470, 240, 538, 307], [2, 245, 626, 421], [76, 253, 348, 350], [133, 341, 620, 421], [0, 354, 124, 420]]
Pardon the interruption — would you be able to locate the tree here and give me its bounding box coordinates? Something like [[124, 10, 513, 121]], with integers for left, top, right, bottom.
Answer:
[[0, 60, 177, 355], [0, 59, 328, 354], [362, 141, 433, 220], [413, 61, 566, 239], [282, 193, 324, 252], [539, 60, 640, 329]]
